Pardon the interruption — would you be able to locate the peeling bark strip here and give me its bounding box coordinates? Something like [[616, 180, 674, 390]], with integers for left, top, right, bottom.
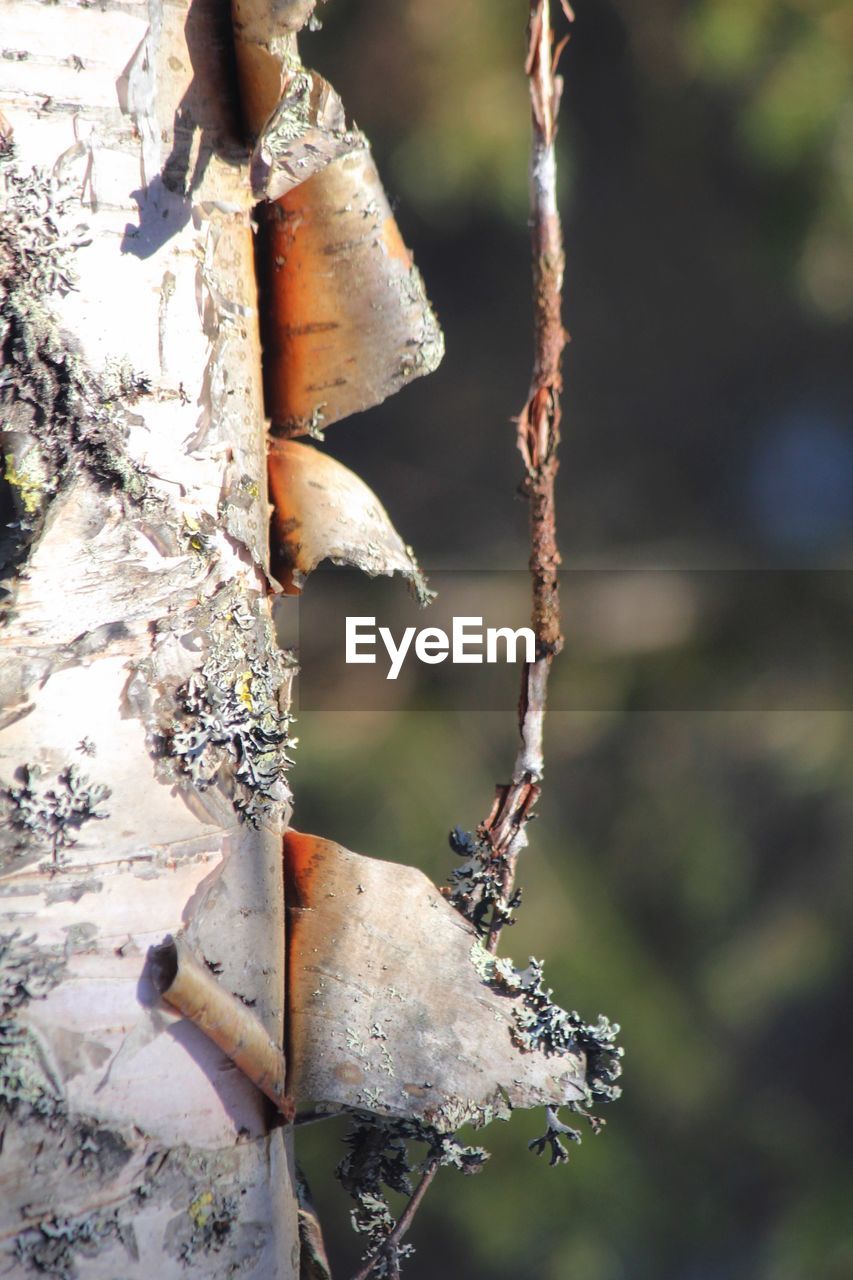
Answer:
[[287, 828, 620, 1280], [259, 148, 444, 436], [230, 0, 309, 139], [0, 0, 297, 1273], [284, 833, 587, 1125], [268, 439, 428, 598], [233, 1, 444, 436]]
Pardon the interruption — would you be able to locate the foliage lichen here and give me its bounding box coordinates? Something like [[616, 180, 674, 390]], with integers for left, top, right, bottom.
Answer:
[[1, 763, 111, 867], [446, 825, 521, 935], [336, 1113, 488, 1278], [14, 1209, 135, 1279], [164, 588, 296, 824], [0, 929, 67, 1119], [322, 839, 624, 1276]]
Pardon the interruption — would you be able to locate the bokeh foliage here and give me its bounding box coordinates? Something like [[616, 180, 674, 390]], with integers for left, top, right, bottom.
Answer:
[[309, 0, 853, 311]]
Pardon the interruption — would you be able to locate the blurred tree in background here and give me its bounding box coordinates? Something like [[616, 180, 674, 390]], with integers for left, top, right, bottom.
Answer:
[[285, 1, 853, 1277]]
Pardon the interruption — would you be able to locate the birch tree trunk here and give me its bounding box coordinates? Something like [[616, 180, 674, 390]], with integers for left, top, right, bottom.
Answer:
[[0, 1, 298, 1274]]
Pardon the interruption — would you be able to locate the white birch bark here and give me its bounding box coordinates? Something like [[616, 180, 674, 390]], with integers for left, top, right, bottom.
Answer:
[[0, 0, 298, 1274]]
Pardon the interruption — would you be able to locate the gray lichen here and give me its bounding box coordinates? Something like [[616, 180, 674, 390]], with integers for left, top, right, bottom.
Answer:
[[0, 929, 66, 1014], [471, 945, 622, 1101], [0, 1017, 61, 1118], [1, 763, 111, 866], [423, 1091, 511, 1133], [0, 933, 129, 1155], [528, 1104, 584, 1166], [509, 958, 621, 1107], [14, 1209, 136, 1279], [164, 588, 296, 824], [0, 929, 67, 1119]]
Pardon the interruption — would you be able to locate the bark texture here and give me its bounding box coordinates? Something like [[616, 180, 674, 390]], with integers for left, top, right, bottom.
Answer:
[[260, 149, 444, 435], [0, 1, 297, 1274], [268, 440, 425, 596], [285, 833, 587, 1125]]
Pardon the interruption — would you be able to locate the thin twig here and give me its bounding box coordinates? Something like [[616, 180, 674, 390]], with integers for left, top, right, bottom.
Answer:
[[348, 8, 569, 1273], [483, 0, 568, 954], [348, 1156, 442, 1280]]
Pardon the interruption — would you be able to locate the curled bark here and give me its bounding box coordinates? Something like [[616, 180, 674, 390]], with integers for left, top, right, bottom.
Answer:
[[230, 0, 308, 138], [268, 439, 426, 596], [259, 148, 444, 436], [235, 8, 444, 437], [284, 832, 586, 1124], [150, 934, 294, 1122]]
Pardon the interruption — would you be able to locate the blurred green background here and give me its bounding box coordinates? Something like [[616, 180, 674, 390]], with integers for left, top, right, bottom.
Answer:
[[283, 1, 853, 1277]]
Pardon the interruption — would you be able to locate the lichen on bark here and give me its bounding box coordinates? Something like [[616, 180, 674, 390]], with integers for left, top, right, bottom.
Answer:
[[1, 0, 298, 1272], [0, 163, 155, 545]]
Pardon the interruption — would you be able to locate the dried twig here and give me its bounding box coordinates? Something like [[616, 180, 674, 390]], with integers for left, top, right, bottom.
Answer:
[[149, 934, 294, 1123], [481, 0, 569, 954], [346, 5, 570, 1273]]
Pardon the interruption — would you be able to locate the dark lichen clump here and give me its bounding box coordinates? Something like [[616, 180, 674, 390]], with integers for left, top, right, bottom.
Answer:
[[446, 824, 521, 935], [336, 1113, 487, 1278]]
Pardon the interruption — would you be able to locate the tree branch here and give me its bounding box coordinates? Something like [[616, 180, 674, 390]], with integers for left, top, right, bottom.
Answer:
[[484, 0, 569, 954], [343, 6, 571, 1273]]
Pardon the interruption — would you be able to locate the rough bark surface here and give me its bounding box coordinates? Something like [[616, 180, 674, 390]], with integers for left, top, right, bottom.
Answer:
[[0, 1, 298, 1275]]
